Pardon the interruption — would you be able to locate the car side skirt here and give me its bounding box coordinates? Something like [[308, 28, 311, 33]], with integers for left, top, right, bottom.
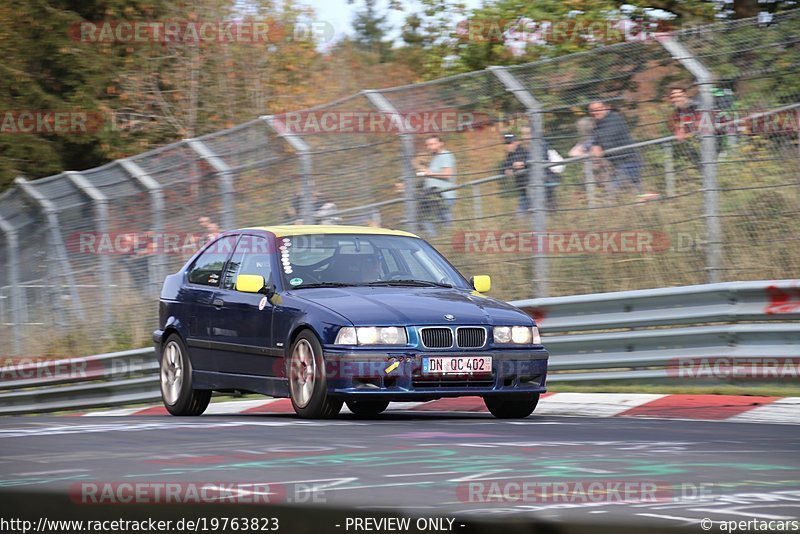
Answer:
[[192, 370, 290, 398]]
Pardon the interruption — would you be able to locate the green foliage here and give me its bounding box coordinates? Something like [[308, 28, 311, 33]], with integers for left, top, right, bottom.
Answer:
[[348, 0, 393, 62], [0, 0, 329, 190], [0, 0, 155, 189]]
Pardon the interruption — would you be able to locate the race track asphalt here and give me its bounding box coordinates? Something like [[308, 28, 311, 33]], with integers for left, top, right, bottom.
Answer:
[[0, 411, 798, 531]]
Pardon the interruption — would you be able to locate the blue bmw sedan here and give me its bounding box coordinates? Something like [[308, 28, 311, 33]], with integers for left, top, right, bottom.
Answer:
[[153, 225, 548, 418]]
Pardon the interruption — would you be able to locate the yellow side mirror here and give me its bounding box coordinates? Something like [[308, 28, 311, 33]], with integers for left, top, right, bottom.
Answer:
[[235, 274, 266, 293], [471, 275, 491, 293]]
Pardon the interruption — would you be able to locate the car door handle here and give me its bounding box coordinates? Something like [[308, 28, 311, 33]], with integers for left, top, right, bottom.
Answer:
[[212, 298, 224, 308]]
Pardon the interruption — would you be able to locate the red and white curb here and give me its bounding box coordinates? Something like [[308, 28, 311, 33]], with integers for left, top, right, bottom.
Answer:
[[79, 393, 800, 424]]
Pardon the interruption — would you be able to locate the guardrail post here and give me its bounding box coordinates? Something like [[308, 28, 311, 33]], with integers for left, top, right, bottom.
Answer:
[[490, 66, 548, 297], [261, 116, 314, 224], [660, 37, 720, 283], [0, 213, 22, 354], [66, 171, 112, 339], [186, 139, 235, 231], [119, 159, 166, 291], [363, 90, 418, 234], [14, 176, 83, 325]]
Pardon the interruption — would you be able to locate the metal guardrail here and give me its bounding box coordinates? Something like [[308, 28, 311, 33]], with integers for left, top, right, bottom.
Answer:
[[1, 280, 797, 414], [514, 280, 800, 382], [0, 348, 159, 415]]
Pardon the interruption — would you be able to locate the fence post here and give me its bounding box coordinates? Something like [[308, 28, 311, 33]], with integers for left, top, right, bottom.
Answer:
[[584, 158, 596, 208], [14, 176, 83, 325], [186, 139, 235, 231], [0, 214, 22, 355], [66, 171, 112, 339], [261, 116, 314, 224], [660, 37, 720, 283], [664, 142, 676, 197], [473, 184, 483, 220], [119, 159, 166, 291], [490, 66, 548, 297], [363, 90, 418, 234]]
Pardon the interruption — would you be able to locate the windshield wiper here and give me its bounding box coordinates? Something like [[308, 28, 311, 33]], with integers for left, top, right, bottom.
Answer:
[[364, 280, 454, 288]]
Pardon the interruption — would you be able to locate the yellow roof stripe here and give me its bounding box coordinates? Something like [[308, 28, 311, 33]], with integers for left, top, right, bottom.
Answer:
[[242, 224, 420, 238]]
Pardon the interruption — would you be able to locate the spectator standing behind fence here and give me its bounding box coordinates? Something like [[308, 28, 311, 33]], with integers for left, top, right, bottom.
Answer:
[[501, 132, 560, 215], [393, 153, 445, 237], [570, 117, 611, 199], [417, 135, 457, 228], [411, 154, 447, 237], [120, 231, 154, 290], [588, 101, 644, 195], [527, 128, 565, 209], [667, 84, 701, 168], [284, 190, 340, 225], [198, 216, 220, 242]]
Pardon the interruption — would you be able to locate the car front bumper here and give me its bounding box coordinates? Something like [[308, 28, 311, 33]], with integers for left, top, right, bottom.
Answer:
[[322, 348, 548, 400]]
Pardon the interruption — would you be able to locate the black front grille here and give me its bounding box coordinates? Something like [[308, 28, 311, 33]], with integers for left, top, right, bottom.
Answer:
[[457, 327, 486, 348], [421, 327, 453, 348], [413, 375, 495, 389]]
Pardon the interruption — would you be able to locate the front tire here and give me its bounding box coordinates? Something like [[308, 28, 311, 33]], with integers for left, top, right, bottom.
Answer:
[[484, 394, 540, 419], [288, 330, 342, 418], [160, 334, 211, 416], [346, 400, 390, 417]]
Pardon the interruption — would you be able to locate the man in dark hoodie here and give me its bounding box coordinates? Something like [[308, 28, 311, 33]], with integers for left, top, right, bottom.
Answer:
[[588, 101, 644, 194]]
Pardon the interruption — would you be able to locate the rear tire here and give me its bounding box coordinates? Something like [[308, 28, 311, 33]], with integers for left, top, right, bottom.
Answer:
[[160, 334, 211, 416], [288, 330, 343, 418], [484, 394, 539, 419], [346, 400, 390, 417]]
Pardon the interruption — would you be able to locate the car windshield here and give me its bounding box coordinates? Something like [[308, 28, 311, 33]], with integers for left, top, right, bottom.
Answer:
[[277, 234, 471, 290]]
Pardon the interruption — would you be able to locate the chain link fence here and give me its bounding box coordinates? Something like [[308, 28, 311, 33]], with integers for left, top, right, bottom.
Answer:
[[1, 11, 798, 356]]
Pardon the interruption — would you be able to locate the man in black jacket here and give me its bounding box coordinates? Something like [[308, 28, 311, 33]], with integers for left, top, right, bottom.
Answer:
[[501, 133, 558, 213], [588, 101, 644, 194]]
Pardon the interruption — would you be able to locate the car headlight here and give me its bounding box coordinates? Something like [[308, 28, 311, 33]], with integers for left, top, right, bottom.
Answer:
[[532, 326, 541, 345], [334, 327, 357, 345], [335, 326, 407, 345], [493, 326, 540, 345]]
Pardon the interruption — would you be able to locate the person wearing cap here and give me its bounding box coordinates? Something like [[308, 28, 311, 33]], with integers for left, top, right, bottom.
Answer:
[[500, 132, 559, 214]]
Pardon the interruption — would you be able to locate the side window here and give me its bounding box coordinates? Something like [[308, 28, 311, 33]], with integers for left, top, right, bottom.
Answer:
[[231, 235, 274, 289], [188, 235, 237, 287]]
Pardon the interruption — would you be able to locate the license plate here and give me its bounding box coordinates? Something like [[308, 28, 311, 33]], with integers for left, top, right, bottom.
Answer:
[[423, 356, 492, 375]]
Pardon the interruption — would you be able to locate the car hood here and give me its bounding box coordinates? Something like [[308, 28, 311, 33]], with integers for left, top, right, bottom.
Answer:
[[289, 286, 533, 326]]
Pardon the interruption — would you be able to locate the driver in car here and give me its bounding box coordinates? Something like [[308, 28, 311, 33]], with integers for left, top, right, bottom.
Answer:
[[359, 255, 382, 283], [336, 254, 383, 284]]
